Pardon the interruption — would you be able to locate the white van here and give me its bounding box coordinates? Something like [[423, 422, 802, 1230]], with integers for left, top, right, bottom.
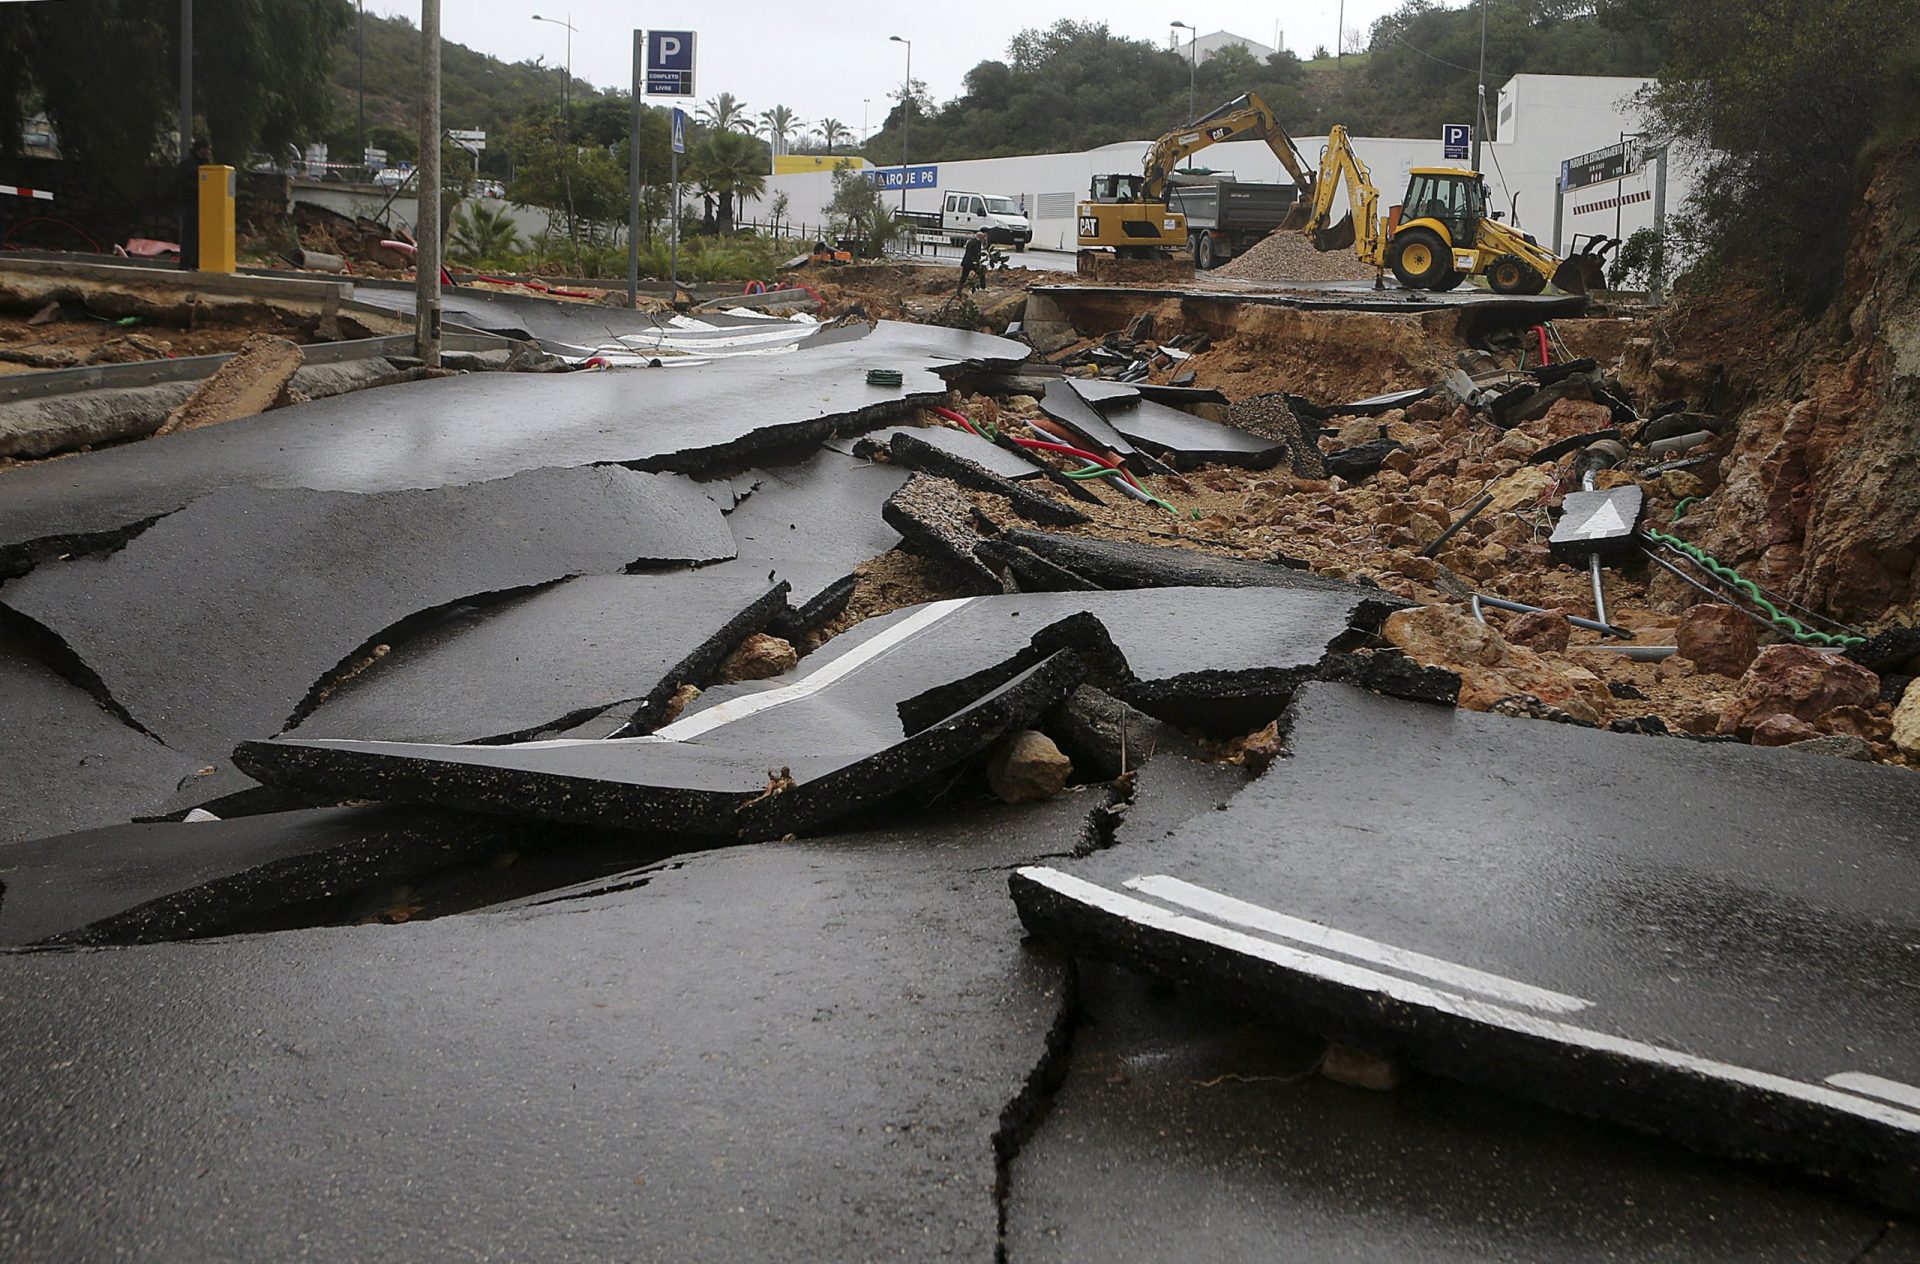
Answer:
[[941, 191, 1032, 248]]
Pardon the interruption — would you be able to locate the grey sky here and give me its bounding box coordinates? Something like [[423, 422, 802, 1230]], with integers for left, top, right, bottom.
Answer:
[[362, 1, 1408, 141]]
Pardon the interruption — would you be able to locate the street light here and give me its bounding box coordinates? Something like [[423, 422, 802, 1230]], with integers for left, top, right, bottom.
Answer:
[[1170, 21, 1196, 124], [530, 13, 576, 125], [889, 35, 911, 211]]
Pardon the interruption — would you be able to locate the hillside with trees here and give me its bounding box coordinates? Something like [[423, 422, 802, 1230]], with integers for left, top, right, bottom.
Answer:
[[863, 5, 1665, 163]]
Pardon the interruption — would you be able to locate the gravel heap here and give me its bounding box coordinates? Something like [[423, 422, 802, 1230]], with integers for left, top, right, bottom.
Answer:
[[1214, 227, 1379, 282]]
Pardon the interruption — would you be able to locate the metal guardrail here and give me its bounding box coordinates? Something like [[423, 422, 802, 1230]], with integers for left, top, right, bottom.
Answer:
[[0, 331, 516, 405]]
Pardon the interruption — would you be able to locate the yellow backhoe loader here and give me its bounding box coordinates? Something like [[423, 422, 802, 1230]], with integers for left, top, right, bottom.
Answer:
[[1304, 124, 1600, 294], [1076, 93, 1316, 267]]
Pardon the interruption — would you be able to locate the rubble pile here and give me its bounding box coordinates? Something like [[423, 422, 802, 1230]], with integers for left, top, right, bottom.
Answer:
[[1212, 227, 1380, 283]]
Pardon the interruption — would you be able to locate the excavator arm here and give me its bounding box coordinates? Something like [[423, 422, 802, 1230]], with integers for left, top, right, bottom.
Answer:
[[1140, 93, 1316, 225]]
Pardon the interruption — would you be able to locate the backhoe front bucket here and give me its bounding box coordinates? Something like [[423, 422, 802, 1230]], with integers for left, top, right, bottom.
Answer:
[[1312, 213, 1356, 253], [1551, 256, 1606, 295]]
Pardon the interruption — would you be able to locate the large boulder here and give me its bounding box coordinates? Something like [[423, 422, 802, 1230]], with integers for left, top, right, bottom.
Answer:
[[1717, 644, 1881, 739], [1383, 603, 1611, 724], [987, 730, 1073, 803], [1892, 679, 1920, 758], [1675, 603, 1760, 677]]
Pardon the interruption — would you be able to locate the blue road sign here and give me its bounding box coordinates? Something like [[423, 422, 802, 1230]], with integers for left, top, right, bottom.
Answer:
[[671, 108, 686, 155], [646, 30, 695, 96], [864, 164, 939, 190], [1443, 123, 1471, 161]]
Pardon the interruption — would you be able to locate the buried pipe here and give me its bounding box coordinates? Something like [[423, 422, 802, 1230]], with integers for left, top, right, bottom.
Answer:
[[1571, 643, 1677, 662], [1419, 491, 1495, 559], [1646, 429, 1717, 460], [1470, 593, 1634, 640]]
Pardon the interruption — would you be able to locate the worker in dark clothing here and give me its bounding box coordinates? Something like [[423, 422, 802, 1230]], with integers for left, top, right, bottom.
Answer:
[[956, 228, 989, 296]]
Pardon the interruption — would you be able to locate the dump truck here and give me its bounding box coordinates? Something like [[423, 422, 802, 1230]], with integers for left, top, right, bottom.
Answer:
[[1165, 175, 1306, 270]]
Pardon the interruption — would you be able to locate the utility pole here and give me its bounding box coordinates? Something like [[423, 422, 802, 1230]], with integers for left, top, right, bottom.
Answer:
[[415, 0, 442, 367], [1337, 1, 1344, 59], [178, 0, 193, 271], [356, 0, 365, 164], [1170, 21, 1196, 123], [889, 35, 911, 211], [1472, 0, 1488, 172], [627, 29, 641, 309]]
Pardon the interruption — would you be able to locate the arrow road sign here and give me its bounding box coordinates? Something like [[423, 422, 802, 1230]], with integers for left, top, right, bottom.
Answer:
[[1549, 486, 1645, 565]]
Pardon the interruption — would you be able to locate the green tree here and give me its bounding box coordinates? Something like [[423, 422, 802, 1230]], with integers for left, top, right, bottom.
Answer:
[[688, 128, 768, 232], [1604, 0, 1918, 308], [698, 91, 751, 133], [447, 200, 523, 264], [0, 0, 348, 180], [815, 118, 850, 154], [758, 104, 801, 158]]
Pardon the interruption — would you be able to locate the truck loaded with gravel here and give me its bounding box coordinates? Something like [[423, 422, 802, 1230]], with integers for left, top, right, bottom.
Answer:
[[1167, 175, 1306, 270]]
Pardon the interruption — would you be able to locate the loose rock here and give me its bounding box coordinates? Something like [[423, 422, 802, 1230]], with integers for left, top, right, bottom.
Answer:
[[1675, 604, 1760, 677], [1892, 679, 1920, 758], [1717, 644, 1880, 739], [1503, 608, 1571, 653], [719, 633, 799, 683], [986, 729, 1073, 803], [1383, 603, 1610, 724]]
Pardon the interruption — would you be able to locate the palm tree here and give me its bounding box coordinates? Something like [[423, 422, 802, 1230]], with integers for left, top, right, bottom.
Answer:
[[816, 118, 849, 155], [447, 201, 523, 265], [689, 130, 768, 233], [697, 92, 751, 133], [758, 104, 801, 158]]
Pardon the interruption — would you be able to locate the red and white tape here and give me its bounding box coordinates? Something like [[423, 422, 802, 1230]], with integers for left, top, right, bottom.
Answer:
[[0, 183, 54, 202]]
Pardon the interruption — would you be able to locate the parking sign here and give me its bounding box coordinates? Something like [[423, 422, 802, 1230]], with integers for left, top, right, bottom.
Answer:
[[1443, 123, 1471, 161], [646, 30, 695, 96]]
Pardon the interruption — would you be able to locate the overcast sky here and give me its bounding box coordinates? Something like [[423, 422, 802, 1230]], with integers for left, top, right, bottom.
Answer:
[[362, 1, 1409, 139]]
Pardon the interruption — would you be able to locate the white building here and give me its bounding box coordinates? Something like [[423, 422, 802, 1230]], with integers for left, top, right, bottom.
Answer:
[[1177, 30, 1277, 63], [759, 74, 1689, 259]]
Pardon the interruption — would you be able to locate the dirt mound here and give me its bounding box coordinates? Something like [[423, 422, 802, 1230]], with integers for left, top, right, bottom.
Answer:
[[1214, 229, 1378, 283]]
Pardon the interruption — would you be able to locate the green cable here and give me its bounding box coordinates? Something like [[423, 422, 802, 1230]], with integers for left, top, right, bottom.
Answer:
[[1643, 525, 1863, 647]]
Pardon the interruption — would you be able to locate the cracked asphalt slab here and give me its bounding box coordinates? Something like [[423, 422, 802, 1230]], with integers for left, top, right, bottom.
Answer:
[[0, 792, 1101, 1261], [1013, 682, 1920, 1211], [0, 320, 1028, 568]]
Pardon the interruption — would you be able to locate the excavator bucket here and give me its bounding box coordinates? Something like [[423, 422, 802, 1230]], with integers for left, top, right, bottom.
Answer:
[[1312, 213, 1357, 253], [1551, 254, 1606, 295], [1279, 201, 1314, 233]]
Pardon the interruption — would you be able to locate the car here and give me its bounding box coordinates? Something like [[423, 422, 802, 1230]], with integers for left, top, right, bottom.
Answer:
[[372, 166, 410, 190]]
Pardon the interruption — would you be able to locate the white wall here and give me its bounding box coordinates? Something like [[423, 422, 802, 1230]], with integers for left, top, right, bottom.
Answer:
[[760, 73, 1695, 258]]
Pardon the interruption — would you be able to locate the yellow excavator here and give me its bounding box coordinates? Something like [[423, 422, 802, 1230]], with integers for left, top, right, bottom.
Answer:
[[1076, 93, 1315, 263], [1305, 124, 1599, 294]]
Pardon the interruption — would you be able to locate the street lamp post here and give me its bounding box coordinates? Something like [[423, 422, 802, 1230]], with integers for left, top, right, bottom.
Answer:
[[1170, 21, 1196, 124], [530, 13, 576, 126], [889, 35, 911, 211]]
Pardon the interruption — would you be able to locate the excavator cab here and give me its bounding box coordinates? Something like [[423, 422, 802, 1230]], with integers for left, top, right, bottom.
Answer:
[[1087, 174, 1148, 204]]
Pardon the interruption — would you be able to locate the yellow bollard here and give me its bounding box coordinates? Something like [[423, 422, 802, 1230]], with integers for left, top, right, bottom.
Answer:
[[196, 164, 236, 273]]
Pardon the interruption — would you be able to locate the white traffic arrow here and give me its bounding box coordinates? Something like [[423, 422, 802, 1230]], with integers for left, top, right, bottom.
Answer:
[[1571, 497, 1629, 539]]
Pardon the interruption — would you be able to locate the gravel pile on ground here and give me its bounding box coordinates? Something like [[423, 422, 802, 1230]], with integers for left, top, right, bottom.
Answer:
[[1214, 228, 1379, 282]]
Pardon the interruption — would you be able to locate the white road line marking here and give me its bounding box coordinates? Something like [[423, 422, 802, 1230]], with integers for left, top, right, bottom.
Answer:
[[1123, 874, 1592, 1015], [1827, 1073, 1920, 1113], [1017, 866, 1920, 1135], [648, 597, 977, 741]]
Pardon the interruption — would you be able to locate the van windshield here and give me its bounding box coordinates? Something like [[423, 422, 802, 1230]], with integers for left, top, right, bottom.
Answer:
[[983, 196, 1020, 216]]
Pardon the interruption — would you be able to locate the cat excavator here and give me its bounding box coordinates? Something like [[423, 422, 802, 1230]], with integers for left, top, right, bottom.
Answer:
[[1076, 93, 1316, 264], [1304, 124, 1604, 294]]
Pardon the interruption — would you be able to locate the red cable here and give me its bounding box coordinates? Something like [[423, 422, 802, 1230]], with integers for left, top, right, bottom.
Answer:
[[1533, 324, 1550, 367], [931, 406, 1145, 491]]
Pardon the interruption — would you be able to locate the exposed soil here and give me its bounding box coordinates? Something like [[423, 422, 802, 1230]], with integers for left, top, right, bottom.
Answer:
[[0, 312, 317, 375]]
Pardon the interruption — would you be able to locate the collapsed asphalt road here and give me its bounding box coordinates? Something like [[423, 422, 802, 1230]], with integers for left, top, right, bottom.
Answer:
[[2, 305, 1917, 1257]]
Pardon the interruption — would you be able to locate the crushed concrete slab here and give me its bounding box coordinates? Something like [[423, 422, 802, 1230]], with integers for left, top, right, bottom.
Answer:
[[239, 639, 1088, 839], [882, 424, 1048, 481], [1013, 682, 1920, 1211], [0, 321, 1030, 571], [881, 431, 1088, 526], [1038, 379, 1137, 458], [697, 449, 911, 633], [1006, 960, 1905, 1262], [0, 793, 1098, 1259], [0, 805, 536, 945], [1093, 394, 1290, 471], [243, 585, 1390, 834], [2, 467, 733, 764], [287, 574, 785, 745], [883, 474, 1012, 594], [0, 654, 207, 844], [994, 529, 1388, 597]]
